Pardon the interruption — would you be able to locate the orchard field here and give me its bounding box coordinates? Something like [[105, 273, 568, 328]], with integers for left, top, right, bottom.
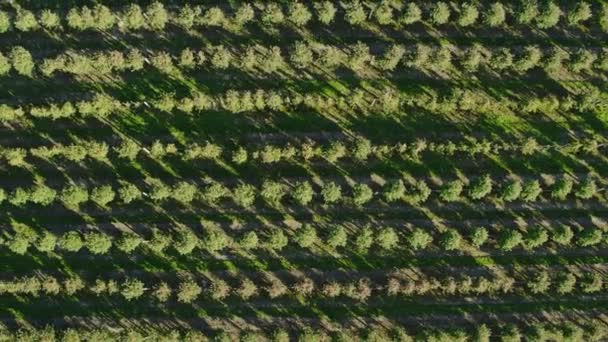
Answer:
[[0, 0, 608, 340]]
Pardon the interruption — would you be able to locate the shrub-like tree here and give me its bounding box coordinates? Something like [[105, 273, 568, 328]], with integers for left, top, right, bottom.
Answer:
[[577, 228, 603, 247], [552, 225, 574, 245], [91, 185, 115, 207], [174, 230, 199, 255], [0, 11, 10, 33], [116, 233, 142, 253], [36, 232, 57, 253], [239, 231, 259, 250], [440, 180, 464, 202], [551, 176, 573, 200], [575, 177, 597, 199], [152, 281, 172, 302], [294, 224, 317, 248], [376, 227, 399, 250], [145, 2, 168, 30], [202, 7, 225, 27], [536, 1, 561, 28], [527, 271, 551, 294], [233, 184, 256, 208], [288, 2, 312, 26], [374, 4, 393, 25], [15, 10, 39, 32], [326, 226, 348, 248], [461, 44, 484, 72], [430, 2, 451, 25], [555, 272, 576, 294], [517, 0, 539, 24], [570, 49, 596, 73], [497, 230, 523, 251], [567, 1, 592, 25], [234, 4, 254, 26], [354, 226, 374, 253], [121, 278, 145, 300], [383, 179, 405, 202], [580, 273, 603, 293], [521, 179, 542, 202], [378, 44, 406, 71], [10, 46, 34, 77], [61, 184, 89, 208], [489, 47, 513, 70], [59, 231, 83, 252], [407, 228, 433, 250], [321, 182, 342, 204], [177, 280, 201, 303], [120, 4, 145, 30], [10, 187, 30, 206], [524, 227, 549, 249], [484, 2, 506, 27], [344, 1, 367, 25], [267, 229, 289, 251], [261, 3, 285, 25], [84, 232, 112, 254], [470, 227, 489, 247], [118, 183, 141, 204], [440, 229, 462, 251], [401, 3, 422, 25], [514, 46, 542, 72], [458, 2, 479, 27], [292, 181, 314, 205], [501, 179, 522, 202], [315, 1, 337, 24], [290, 41, 313, 69], [468, 174, 493, 200], [352, 183, 373, 206]]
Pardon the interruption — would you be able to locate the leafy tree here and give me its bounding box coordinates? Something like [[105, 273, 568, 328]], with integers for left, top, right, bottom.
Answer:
[[527, 271, 551, 293], [407, 228, 433, 250], [576, 177, 597, 199], [147, 229, 172, 254], [551, 176, 573, 200], [470, 227, 489, 248], [59, 231, 83, 252], [555, 272, 576, 294], [171, 182, 197, 205], [378, 44, 406, 71], [440, 229, 462, 251], [261, 3, 285, 25], [116, 140, 140, 160], [383, 179, 405, 202], [517, 0, 539, 24], [10, 187, 30, 206], [288, 2, 312, 26], [236, 278, 258, 300], [126, 48, 144, 70], [536, 1, 561, 29], [118, 183, 141, 204], [0, 11, 10, 32], [174, 230, 199, 255], [353, 137, 372, 160], [400, 3, 422, 24], [263, 46, 284, 73], [292, 181, 314, 205], [458, 2, 479, 27], [260, 180, 285, 205], [233, 184, 256, 208], [209, 278, 231, 300], [203, 182, 229, 204], [116, 233, 143, 253], [210, 45, 232, 69], [61, 184, 89, 209], [121, 279, 145, 300], [461, 44, 484, 72], [152, 281, 172, 302], [148, 178, 171, 201], [175, 4, 200, 29], [290, 41, 313, 69], [352, 183, 373, 206], [514, 46, 542, 72], [294, 224, 317, 248], [234, 4, 255, 26], [319, 45, 343, 69], [8, 235, 30, 254], [374, 4, 394, 25], [570, 49, 596, 73], [430, 2, 451, 25], [84, 232, 112, 254], [344, 1, 367, 25], [10, 46, 34, 77], [202, 7, 225, 26], [497, 230, 523, 251], [151, 52, 174, 74], [267, 229, 289, 251], [567, 1, 592, 25], [577, 228, 603, 247], [326, 226, 348, 248], [484, 2, 506, 27], [440, 180, 464, 202], [489, 47, 513, 70], [354, 226, 374, 253], [376, 227, 399, 250], [177, 280, 201, 303], [315, 1, 337, 24], [543, 47, 569, 73], [524, 227, 549, 249], [321, 182, 342, 204], [145, 2, 168, 30], [0, 53, 10, 75], [521, 179, 542, 202], [552, 225, 574, 245], [239, 231, 259, 250], [501, 179, 522, 202], [91, 185, 115, 207], [120, 4, 145, 30], [580, 272, 603, 293], [468, 174, 492, 200], [202, 229, 230, 253], [36, 231, 57, 252], [15, 10, 39, 32]]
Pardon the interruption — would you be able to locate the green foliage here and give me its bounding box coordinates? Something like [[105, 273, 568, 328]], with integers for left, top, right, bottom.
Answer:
[[501, 179, 522, 202], [484, 2, 506, 27], [352, 183, 373, 206], [148, 178, 171, 201], [294, 224, 317, 248], [61, 184, 88, 209], [430, 2, 451, 25], [555, 272, 577, 294], [15, 10, 39, 32], [292, 181, 314, 205], [379, 44, 405, 71], [315, 1, 337, 24], [8, 235, 31, 255], [407, 228, 433, 250], [376, 227, 399, 250], [497, 230, 523, 251], [461, 44, 484, 72], [120, 4, 145, 30], [458, 2, 479, 27], [524, 227, 549, 249], [567, 1, 592, 25], [116, 233, 143, 253], [174, 230, 199, 255], [148, 229, 172, 254], [344, 1, 367, 25], [288, 2, 312, 26], [577, 228, 603, 247], [517, 0, 539, 24], [203, 182, 229, 204], [177, 280, 201, 303], [146, 2, 168, 30], [121, 279, 145, 300], [521, 180, 542, 202], [59, 231, 83, 252], [440, 229, 462, 251], [374, 4, 394, 25], [118, 183, 142, 204], [326, 226, 348, 248], [10, 46, 34, 77], [267, 229, 288, 251], [233, 184, 256, 207], [514, 46, 542, 72], [580, 273, 603, 293], [321, 181, 342, 204], [354, 226, 374, 253], [383, 179, 405, 202], [551, 176, 573, 200], [489, 47, 513, 70], [84, 232, 112, 255], [401, 3, 422, 24], [527, 270, 551, 294], [468, 174, 493, 200], [10, 187, 30, 206], [0, 11, 10, 33], [440, 180, 464, 202], [261, 3, 285, 25], [260, 180, 285, 205], [171, 182, 197, 204], [239, 231, 259, 250], [35, 232, 57, 253], [91, 185, 115, 207], [0, 53, 10, 75], [470, 227, 489, 248], [234, 4, 255, 25], [203, 7, 225, 27], [202, 229, 230, 253], [576, 177, 597, 199], [536, 1, 561, 28]]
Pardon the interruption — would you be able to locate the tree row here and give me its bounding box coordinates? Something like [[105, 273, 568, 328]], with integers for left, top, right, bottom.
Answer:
[[2, 319, 607, 342], [2, 1, 607, 34], [0, 267, 603, 303], [3, 43, 608, 79]]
